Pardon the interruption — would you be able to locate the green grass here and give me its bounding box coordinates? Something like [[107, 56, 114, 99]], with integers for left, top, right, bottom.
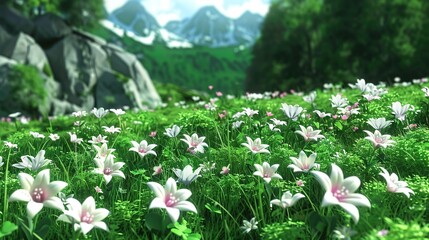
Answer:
[[0, 81, 428, 239]]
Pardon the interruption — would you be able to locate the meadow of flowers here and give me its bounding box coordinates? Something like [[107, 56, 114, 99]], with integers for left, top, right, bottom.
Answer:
[[0, 79, 429, 239]]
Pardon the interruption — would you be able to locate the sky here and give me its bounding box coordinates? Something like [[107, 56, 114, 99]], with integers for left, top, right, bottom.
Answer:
[[104, 0, 271, 26]]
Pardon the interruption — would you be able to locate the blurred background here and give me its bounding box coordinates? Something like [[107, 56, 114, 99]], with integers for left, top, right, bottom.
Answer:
[[0, 0, 428, 116]]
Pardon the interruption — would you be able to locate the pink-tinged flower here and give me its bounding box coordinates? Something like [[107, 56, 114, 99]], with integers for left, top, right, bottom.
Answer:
[[109, 108, 126, 116], [364, 130, 395, 148], [9, 169, 67, 219], [216, 91, 223, 97], [164, 125, 182, 138], [68, 132, 83, 144], [94, 186, 103, 194], [102, 126, 121, 134], [147, 177, 197, 222], [57, 196, 109, 235], [93, 143, 115, 159], [296, 179, 305, 187], [391, 101, 410, 121], [253, 162, 283, 183], [270, 191, 305, 208], [280, 103, 303, 121], [378, 229, 389, 237], [88, 134, 108, 145], [288, 151, 319, 173], [149, 131, 157, 137], [74, 121, 84, 127], [129, 140, 157, 158], [220, 165, 230, 175], [91, 107, 109, 118], [180, 133, 208, 154], [242, 137, 270, 154], [266, 111, 273, 117], [311, 164, 371, 224], [12, 150, 52, 171], [208, 85, 213, 90], [303, 91, 317, 104], [295, 125, 325, 142], [49, 133, 60, 141], [367, 118, 392, 130], [4, 141, 18, 148], [93, 155, 125, 184], [153, 165, 162, 176], [379, 167, 414, 198], [30, 131, 45, 139]]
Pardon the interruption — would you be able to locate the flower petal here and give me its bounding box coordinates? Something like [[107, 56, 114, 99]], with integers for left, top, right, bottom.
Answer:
[[9, 189, 32, 202], [311, 170, 332, 191], [166, 207, 181, 222], [149, 198, 166, 209], [147, 182, 165, 198], [18, 173, 34, 190], [27, 201, 44, 219], [80, 222, 94, 235], [338, 202, 360, 224], [342, 176, 361, 193], [174, 201, 197, 213], [44, 197, 65, 211]]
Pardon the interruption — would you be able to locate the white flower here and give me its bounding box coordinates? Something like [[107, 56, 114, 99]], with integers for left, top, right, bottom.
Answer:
[[220, 165, 230, 175], [0, 156, 3, 168], [242, 137, 270, 154], [129, 140, 157, 158], [332, 226, 357, 240], [379, 167, 414, 198], [102, 126, 121, 134], [330, 94, 349, 108], [88, 134, 108, 145], [164, 125, 182, 138], [57, 196, 109, 235], [12, 150, 51, 171], [71, 111, 87, 117], [391, 101, 410, 122], [364, 130, 396, 148], [422, 87, 429, 97], [147, 177, 197, 222], [93, 155, 125, 184], [240, 217, 258, 234], [288, 151, 319, 173], [349, 79, 367, 92], [253, 162, 283, 183], [68, 132, 83, 144], [270, 191, 305, 208], [267, 123, 280, 132], [303, 91, 317, 104], [232, 120, 244, 129], [153, 165, 162, 176], [91, 107, 109, 118], [173, 165, 202, 186], [280, 103, 303, 121], [295, 125, 325, 142], [367, 118, 393, 130], [313, 110, 331, 118], [93, 143, 115, 160], [242, 107, 259, 117], [4, 141, 18, 148], [109, 108, 126, 116], [180, 133, 208, 154], [311, 164, 371, 224], [271, 118, 287, 126], [30, 131, 45, 139], [9, 169, 67, 219], [49, 133, 60, 141]]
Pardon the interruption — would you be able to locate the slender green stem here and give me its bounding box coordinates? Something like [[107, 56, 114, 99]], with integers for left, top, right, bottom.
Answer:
[[2, 148, 12, 223]]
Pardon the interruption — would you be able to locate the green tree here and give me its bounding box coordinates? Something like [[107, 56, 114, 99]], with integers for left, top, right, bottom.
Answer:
[[246, 0, 429, 92]]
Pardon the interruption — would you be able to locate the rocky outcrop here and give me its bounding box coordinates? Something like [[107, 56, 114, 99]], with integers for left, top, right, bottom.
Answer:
[[0, 6, 162, 117]]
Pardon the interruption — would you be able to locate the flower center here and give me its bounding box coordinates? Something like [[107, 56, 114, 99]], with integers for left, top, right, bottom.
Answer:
[[81, 211, 94, 224], [165, 193, 178, 207], [139, 148, 146, 153], [263, 173, 270, 178], [332, 185, 349, 201], [32, 187, 45, 203], [104, 168, 112, 175]]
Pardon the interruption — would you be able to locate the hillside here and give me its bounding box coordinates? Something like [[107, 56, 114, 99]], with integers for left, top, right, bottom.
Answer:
[[90, 23, 251, 95]]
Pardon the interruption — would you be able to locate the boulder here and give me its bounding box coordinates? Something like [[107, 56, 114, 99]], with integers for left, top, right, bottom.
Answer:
[[33, 13, 72, 45]]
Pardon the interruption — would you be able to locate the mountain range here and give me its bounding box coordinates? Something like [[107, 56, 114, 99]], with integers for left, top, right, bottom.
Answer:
[[105, 0, 264, 48]]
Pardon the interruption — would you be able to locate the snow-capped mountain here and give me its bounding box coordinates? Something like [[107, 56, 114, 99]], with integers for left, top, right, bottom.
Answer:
[[106, 0, 192, 48], [166, 6, 263, 47], [106, 1, 263, 48]]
